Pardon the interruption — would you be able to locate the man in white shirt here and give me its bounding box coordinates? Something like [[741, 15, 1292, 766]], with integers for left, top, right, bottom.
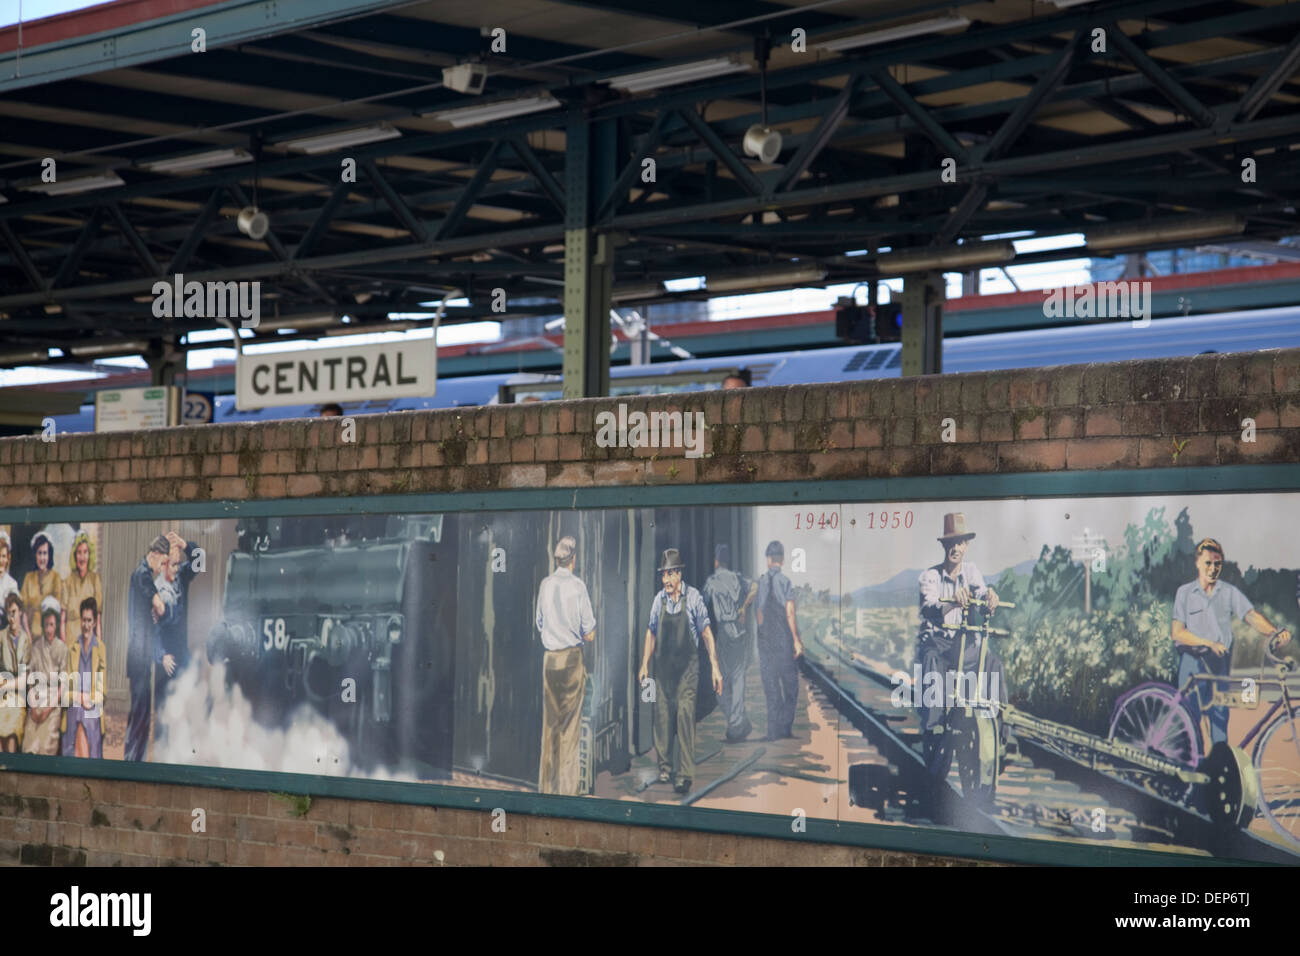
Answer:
[[535, 536, 596, 795]]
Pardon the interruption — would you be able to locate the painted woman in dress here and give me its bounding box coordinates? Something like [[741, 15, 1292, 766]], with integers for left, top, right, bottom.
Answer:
[[0, 531, 17, 603], [61, 531, 102, 645], [0, 591, 32, 752], [20, 533, 62, 636]]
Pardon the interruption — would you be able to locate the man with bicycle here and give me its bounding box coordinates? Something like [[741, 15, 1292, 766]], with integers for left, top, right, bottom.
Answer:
[[1172, 537, 1291, 746], [915, 513, 1005, 783]]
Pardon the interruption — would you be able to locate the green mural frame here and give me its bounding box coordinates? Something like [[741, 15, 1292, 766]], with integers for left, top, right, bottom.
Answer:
[[3, 462, 1297, 867]]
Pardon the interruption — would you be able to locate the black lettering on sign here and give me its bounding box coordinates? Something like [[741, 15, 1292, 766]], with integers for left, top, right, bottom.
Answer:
[[397, 352, 417, 385], [252, 364, 270, 396], [275, 362, 292, 394], [347, 356, 366, 390], [300, 361, 317, 392], [324, 357, 342, 391], [374, 353, 392, 387]]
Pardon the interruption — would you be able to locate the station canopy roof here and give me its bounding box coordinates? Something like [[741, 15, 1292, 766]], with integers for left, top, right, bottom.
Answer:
[[0, 0, 1298, 366]]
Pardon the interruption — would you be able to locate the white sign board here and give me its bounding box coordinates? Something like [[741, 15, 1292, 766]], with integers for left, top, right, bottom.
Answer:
[[94, 386, 179, 432], [235, 340, 436, 410]]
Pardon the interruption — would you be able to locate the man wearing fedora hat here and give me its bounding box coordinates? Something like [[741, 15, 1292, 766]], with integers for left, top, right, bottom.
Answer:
[[915, 513, 1003, 780], [1172, 537, 1290, 746], [638, 548, 723, 794], [755, 540, 804, 741]]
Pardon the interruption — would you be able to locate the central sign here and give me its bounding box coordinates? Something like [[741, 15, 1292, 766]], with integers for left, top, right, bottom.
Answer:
[[235, 340, 435, 409]]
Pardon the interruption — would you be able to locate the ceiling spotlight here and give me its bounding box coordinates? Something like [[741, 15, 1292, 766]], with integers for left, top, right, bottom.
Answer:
[[443, 63, 488, 95], [743, 125, 783, 164], [237, 206, 270, 240]]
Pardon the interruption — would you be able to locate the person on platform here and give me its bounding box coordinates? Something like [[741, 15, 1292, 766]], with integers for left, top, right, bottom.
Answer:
[[1172, 537, 1291, 745], [22, 595, 68, 755], [0, 531, 18, 604], [61, 531, 102, 647], [62, 597, 106, 759], [638, 548, 723, 794], [0, 591, 31, 752], [124, 536, 169, 762], [914, 513, 1004, 782], [703, 543, 757, 743], [20, 533, 62, 635], [755, 540, 804, 741], [320, 403, 344, 418], [534, 536, 596, 795]]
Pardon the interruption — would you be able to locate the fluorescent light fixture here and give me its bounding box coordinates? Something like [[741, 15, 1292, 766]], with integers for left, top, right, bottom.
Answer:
[[819, 15, 970, 52], [1045, 0, 1095, 8], [1086, 214, 1246, 252], [429, 94, 560, 128], [284, 123, 402, 154], [875, 240, 1015, 275], [606, 57, 748, 94], [706, 264, 827, 292], [140, 148, 252, 174], [23, 172, 124, 196], [258, 312, 340, 332]]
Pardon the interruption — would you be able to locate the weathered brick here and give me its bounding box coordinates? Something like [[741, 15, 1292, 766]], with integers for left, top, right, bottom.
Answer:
[[1065, 437, 1139, 470], [998, 439, 1066, 472]]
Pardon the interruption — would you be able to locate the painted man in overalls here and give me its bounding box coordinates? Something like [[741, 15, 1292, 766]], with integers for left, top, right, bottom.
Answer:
[[755, 540, 804, 741], [638, 549, 723, 794], [703, 543, 758, 743], [915, 513, 1002, 783]]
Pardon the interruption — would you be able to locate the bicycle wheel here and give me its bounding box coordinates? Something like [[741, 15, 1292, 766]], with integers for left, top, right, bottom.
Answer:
[[1251, 705, 1300, 852], [1108, 683, 1203, 767], [950, 710, 998, 806]]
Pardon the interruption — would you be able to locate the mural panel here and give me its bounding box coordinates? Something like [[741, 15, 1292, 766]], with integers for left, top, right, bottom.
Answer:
[[2, 490, 1298, 862]]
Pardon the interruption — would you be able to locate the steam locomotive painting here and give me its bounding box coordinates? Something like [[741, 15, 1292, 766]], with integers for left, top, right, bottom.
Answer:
[[203, 506, 753, 786]]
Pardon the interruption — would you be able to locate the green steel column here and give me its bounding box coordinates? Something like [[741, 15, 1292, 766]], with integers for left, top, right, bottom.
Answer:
[[563, 111, 616, 399], [900, 271, 943, 376]]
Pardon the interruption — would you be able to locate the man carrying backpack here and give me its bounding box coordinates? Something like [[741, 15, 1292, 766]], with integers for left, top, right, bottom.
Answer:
[[703, 544, 758, 743]]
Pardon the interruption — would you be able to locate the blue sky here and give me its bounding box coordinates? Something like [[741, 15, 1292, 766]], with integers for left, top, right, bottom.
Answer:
[[0, 0, 112, 29]]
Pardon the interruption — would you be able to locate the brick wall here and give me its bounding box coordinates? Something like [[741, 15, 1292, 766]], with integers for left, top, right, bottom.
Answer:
[[1, 770, 989, 867], [1, 348, 1297, 866], [1, 349, 1296, 510]]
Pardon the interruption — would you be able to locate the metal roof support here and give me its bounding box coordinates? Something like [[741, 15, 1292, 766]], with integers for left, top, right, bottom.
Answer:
[[292, 182, 352, 261], [436, 140, 506, 242], [106, 203, 163, 277], [166, 189, 225, 274], [900, 271, 942, 377], [226, 182, 335, 304], [597, 108, 676, 222], [562, 110, 614, 399], [676, 107, 765, 198], [51, 207, 103, 289], [506, 138, 566, 211], [1106, 25, 1218, 130], [777, 74, 864, 193], [361, 160, 433, 244], [0, 220, 49, 294], [1236, 32, 1300, 122], [869, 68, 968, 165]]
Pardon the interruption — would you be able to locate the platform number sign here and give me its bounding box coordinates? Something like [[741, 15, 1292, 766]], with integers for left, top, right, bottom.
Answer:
[[182, 391, 214, 425]]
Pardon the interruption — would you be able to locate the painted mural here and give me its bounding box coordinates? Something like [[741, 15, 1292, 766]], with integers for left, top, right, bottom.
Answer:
[[2, 492, 1299, 862]]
